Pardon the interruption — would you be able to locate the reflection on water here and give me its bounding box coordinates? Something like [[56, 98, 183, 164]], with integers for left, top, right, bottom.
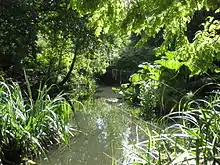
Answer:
[[38, 98, 146, 165]]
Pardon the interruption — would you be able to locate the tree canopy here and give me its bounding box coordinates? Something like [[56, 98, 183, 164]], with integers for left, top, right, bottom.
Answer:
[[70, 0, 220, 75], [0, 0, 119, 99]]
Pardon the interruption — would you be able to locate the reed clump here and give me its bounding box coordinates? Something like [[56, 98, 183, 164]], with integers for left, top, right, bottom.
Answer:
[[124, 89, 220, 165], [0, 80, 75, 164]]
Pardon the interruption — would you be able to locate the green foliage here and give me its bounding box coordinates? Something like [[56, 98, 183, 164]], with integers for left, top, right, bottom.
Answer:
[[0, 80, 74, 163], [0, 0, 38, 73], [114, 61, 191, 117], [1, 0, 117, 101], [138, 81, 159, 117], [158, 13, 220, 75], [122, 90, 220, 165], [28, 34, 109, 99], [1, 0, 220, 163], [17, 1, 114, 99], [92, 2, 220, 115], [111, 34, 158, 73], [70, 0, 220, 102], [70, 0, 220, 74]]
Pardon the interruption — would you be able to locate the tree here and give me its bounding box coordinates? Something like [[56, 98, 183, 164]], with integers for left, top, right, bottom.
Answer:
[[69, 0, 220, 114], [1, 0, 117, 100], [70, 0, 220, 75], [0, 0, 38, 76]]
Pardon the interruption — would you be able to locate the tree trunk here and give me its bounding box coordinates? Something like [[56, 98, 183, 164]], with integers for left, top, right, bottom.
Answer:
[[59, 48, 77, 86]]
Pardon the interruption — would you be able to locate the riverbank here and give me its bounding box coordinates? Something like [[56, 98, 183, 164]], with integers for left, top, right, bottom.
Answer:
[[0, 81, 74, 165]]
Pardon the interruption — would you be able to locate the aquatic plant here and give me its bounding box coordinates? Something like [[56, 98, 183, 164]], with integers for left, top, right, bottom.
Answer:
[[123, 89, 220, 165], [0, 80, 74, 164]]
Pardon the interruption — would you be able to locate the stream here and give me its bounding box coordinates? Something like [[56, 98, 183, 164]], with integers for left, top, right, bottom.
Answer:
[[38, 86, 147, 165]]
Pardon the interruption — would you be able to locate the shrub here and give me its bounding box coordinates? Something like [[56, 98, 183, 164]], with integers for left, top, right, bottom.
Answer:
[[114, 62, 190, 117]]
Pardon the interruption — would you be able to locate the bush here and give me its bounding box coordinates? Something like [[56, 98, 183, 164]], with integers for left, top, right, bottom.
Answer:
[[138, 80, 159, 118], [114, 62, 191, 117]]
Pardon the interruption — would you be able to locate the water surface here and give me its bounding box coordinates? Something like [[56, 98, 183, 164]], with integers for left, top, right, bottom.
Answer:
[[38, 87, 146, 165]]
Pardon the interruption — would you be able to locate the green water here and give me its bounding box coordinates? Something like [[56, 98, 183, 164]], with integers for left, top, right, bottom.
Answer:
[[38, 87, 146, 165]]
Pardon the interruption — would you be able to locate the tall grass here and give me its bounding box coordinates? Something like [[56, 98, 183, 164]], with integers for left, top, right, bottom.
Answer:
[[0, 80, 75, 164], [123, 89, 220, 165]]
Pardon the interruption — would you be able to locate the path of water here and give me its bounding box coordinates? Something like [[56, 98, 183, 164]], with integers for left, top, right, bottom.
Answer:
[[38, 86, 147, 165]]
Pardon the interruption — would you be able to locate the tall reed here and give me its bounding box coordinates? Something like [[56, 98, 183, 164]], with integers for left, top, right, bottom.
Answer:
[[0, 80, 74, 164], [123, 89, 220, 165]]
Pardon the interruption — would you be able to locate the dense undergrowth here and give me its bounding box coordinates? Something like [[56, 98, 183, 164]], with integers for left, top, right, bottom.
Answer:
[[0, 79, 75, 164]]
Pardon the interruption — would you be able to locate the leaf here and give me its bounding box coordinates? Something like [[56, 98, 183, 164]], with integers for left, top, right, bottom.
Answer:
[[103, 26, 110, 33], [95, 26, 102, 36], [165, 51, 176, 59], [112, 87, 120, 92], [132, 162, 144, 165], [185, 129, 200, 139], [215, 8, 220, 13], [156, 59, 183, 71], [129, 73, 141, 82], [214, 67, 220, 73], [138, 63, 150, 69]]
